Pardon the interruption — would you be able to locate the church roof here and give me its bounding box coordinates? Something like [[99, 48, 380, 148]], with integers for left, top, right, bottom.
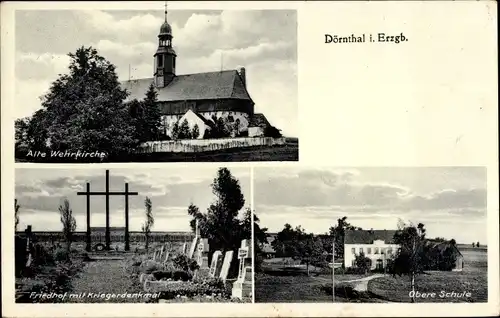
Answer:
[[249, 113, 271, 128], [344, 229, 397, 244], [121, 70, 253, 103]]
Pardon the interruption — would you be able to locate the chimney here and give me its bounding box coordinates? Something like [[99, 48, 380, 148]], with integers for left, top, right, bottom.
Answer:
[[239, 67, 246, 88]]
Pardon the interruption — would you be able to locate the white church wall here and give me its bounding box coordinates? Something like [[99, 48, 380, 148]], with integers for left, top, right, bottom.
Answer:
[[249, 127, 264, 137], [160, 111, 250, 139], [179, 110, 208, 140]]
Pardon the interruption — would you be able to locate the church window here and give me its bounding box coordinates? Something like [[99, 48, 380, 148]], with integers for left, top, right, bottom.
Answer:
[[367, 248, 372, 254], [158, 55, 163, 67], [374, 247, 379, 254], [351, 247, 356, 254], [359, 247, 364, 254]]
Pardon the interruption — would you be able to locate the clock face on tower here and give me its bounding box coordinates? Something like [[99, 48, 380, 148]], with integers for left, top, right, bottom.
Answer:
[[158, 69, 164, 76]]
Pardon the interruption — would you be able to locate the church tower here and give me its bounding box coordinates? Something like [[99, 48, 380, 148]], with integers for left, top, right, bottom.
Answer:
[[154, 3, 176, 88]]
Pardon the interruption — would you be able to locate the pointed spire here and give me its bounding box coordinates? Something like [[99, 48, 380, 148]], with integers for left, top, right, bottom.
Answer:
[[164, 1, 168, 22]]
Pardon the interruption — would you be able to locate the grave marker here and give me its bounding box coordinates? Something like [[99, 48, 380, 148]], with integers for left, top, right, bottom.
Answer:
[[209, 250, 223, 277], [77, 170, 139, 251], [188, 220, 200, 259], [232, 239, 252, 299], [219, 250, 234, 282]]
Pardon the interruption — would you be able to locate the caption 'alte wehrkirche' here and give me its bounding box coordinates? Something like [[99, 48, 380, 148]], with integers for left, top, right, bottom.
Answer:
[[325, 32, 408, 44]]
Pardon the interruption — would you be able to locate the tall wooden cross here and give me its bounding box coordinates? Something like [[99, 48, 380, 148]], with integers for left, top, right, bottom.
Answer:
[[77, 170, 139, 251]]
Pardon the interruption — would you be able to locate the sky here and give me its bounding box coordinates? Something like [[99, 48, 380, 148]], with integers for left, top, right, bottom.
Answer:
[[254, 167, 487, 244], [15, 166, 250, 232], [15, 9, 298, 136]]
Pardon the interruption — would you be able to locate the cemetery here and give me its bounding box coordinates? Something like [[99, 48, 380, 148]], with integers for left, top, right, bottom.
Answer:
[[129, 222, 253, 303], [15, 168, 253, 303]]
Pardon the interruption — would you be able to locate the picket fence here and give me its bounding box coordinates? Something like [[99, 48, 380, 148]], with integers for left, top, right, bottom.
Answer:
[[139, 137, 286, 153]]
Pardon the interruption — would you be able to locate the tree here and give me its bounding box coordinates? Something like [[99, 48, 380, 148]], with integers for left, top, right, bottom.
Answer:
[[142, 83, 161, 141], [59, 199, 76, 257], [188, 168, 246, 277], [263, 125, 282, 138], [477, 242, 480, 248], [15, 199, 20, 231], [178, 119, 191, 139], [142, 197, 154, 250], [191, 124, 200, 139], [391, 221, 427, 303], [329, 217, 361, 261], [28, 46, 138, 159], [15, 118, 30, 155], [355, 252, 372, 274], [272, 224, 326, 275], [472, 242, 475, 248], [171, 120, 180, 140]]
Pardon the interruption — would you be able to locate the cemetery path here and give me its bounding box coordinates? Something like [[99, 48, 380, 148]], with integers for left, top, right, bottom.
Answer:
[[66, 259, 145, 303]]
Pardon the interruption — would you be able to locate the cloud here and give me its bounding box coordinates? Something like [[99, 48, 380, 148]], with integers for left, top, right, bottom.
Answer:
[[15, 167, 251, 231], [254, 167, 487, 210], [15, 10, 298, 136]]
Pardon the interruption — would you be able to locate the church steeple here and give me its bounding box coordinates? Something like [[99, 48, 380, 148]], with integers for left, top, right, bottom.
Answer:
[[154, 1, 176, 88]]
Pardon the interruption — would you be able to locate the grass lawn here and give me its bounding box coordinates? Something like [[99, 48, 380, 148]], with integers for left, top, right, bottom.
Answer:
[[132, 144, 299, 162], [367, 249, 488, 303]]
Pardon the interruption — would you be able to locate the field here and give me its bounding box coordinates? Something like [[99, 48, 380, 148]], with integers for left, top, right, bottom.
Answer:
[[255, 249, 488, 303], [255, 259, 376, 303], [368, 248, 488, 303]]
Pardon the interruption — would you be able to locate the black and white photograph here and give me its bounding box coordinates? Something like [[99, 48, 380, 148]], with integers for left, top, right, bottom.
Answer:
[[253, 167, 488, 303], [14, 166, 253, 303], [14, 7, 298, 163]]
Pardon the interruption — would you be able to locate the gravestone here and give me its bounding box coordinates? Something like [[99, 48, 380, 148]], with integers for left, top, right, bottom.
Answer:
[[159, 245, 165, 261], [219, 250, 234, 282], [209, 250, 223, 278], [188, 219, 200, 259], [162, 251, 170, 265], [231, 239, 252, 299], [196, 238, 210, 269]]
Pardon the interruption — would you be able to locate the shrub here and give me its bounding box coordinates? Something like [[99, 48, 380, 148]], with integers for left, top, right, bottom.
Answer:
[[354, 252, 372, 274], [140, 260, 164, 274], [53, 248, 70, 262], [156, 281, 228, 300], [172, 254, 200, 272], [152, 270, 192, 282], [264, 125, 282, 138]]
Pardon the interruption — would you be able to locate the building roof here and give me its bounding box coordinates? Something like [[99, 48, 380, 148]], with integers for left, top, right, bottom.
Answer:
[[190, 111, 215, 128], [121, 70, 253, 103], [344, 229, 397, 244], [248, 113, 271, 128]]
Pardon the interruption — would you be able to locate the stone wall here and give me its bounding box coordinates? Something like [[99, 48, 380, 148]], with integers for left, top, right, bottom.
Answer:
[[139, 137, 286, 153]]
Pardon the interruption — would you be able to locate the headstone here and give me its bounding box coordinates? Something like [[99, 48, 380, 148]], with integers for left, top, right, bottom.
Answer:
[[196, 238, 210, 269], [162, 251, 170, 265], [209, 250, 223, 277], [219, 250, 234, 282], [232, 239, 252, 299], [188, 219, 200, 259], [159, 245, 165, 261]]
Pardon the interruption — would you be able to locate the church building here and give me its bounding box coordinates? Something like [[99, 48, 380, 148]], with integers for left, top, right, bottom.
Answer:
[[120, 7, 272, 140]]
